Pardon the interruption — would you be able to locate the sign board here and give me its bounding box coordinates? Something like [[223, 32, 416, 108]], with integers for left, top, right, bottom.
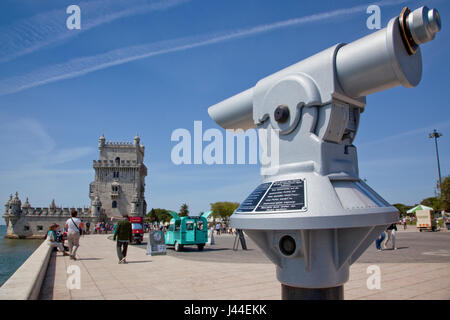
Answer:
[[146, 230, 167, 256], [236, 179, 306, 213]]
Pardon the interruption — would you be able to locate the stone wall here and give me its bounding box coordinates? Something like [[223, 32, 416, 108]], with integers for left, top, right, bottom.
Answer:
[[5, 215, 97, 239]]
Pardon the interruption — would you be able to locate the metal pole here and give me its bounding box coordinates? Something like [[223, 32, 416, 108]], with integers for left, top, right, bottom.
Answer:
[[434, 134, 443, 195], [429, 129, 443, 196], [281, 284, 344, 300]]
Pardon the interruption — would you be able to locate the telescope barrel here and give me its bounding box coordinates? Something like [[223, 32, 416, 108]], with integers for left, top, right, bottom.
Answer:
[[336, 6, 441, 98], [208, 6, 441, 128], [207, 88, 255, 130]]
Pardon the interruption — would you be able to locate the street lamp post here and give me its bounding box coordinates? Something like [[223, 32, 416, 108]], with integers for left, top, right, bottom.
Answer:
[[429, 129, 443, 196]]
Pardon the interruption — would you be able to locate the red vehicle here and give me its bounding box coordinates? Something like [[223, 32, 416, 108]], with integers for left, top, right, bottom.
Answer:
[[128, 216, 144, 244]]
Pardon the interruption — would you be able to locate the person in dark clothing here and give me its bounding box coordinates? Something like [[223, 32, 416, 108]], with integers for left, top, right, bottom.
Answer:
[[113, 215, 132, 264], [375, 231, 386, 251]]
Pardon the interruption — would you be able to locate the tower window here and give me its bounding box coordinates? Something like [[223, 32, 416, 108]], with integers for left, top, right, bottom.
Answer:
[[113, 171, 119, 178], [112, 201, 117, 208], [115, 157, 120, 165]]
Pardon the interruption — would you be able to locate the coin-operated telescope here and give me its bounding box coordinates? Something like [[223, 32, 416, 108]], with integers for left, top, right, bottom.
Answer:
[[208, 6, 441, 299]]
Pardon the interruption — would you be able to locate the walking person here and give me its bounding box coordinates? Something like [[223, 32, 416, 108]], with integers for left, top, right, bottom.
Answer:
[[383, 223, 398, 250], [46, 224, 69, 256], [65, 209, 84, 260], [216, 222, 221, 235], [114, 215, 132, 264]]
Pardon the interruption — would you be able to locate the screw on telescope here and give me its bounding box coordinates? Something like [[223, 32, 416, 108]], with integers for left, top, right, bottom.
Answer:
[[274, 105, 290, 124]]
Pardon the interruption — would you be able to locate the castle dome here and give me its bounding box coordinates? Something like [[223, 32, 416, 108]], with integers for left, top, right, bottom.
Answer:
[[10, 192, 21, 206], [99, 134, 106, 147], [22, 197, 31, 209], [5, 194, 12, 207], [133, 134, 140, 145]]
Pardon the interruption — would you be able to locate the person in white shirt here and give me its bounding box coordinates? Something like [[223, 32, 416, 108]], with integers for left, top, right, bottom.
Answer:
[[65, 210, 84, 260]]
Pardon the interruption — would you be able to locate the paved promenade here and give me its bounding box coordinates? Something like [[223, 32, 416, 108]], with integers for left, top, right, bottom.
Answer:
[[39, 233, 450, 300]]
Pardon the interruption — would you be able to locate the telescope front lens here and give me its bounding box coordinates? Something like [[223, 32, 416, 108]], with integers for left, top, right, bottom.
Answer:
[[428, 9, 441, 33]]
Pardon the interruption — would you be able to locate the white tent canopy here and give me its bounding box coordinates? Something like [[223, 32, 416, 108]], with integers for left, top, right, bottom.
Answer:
[[407, 205, 434, 214]]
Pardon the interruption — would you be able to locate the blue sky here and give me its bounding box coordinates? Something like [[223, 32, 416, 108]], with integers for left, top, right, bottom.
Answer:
[[1, 0, 449, 224]]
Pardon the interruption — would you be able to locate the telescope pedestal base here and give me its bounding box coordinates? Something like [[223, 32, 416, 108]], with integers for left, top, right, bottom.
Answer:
[[281, 284, 344, 300]]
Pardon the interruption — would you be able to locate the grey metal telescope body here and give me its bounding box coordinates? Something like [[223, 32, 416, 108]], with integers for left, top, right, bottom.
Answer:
[[208, 6, 441, 296]]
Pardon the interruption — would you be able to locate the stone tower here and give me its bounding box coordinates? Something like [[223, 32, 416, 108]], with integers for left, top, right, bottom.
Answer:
[[90, 135, 147, 220]]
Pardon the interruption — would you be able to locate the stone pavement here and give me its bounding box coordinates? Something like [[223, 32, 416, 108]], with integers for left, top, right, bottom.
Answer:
[[39, 234, 450, 300]]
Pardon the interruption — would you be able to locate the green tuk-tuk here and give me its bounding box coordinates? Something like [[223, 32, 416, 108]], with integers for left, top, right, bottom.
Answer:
[[165, 211, 211, 251]]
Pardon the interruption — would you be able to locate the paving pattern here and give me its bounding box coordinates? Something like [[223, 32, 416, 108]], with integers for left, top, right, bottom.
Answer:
[[38, 230, 450, 300]]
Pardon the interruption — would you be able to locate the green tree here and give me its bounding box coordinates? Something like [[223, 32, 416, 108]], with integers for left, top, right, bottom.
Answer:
[[421, 197, 442, 211], [210, 201, 240, 224], [393, 203, 414, 217], [440, 175, 450, 211], [179, 203, 189, 217], [146, 208, 173, 223]]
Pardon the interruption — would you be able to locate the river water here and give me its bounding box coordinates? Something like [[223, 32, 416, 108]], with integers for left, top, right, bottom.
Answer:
[[0, 225, 43, 287]]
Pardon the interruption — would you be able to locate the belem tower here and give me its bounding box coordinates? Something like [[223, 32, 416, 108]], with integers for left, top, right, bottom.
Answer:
[[3, 135, 148, 239]]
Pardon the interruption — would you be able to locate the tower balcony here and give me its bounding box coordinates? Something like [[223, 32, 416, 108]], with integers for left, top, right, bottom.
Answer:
[[110, 191, 119, 199]]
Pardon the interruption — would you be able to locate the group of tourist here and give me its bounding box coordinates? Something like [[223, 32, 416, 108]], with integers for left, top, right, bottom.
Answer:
[[45, 211, 134, 264], [214, 222, 233, 235], [46, 215, 237, 264], [45, 209, 83, 260], [92, 222, 114, 234]]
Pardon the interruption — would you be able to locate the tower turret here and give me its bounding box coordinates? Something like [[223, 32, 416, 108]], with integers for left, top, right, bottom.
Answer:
[[9, 192, 22, 216], [131, 195, 139, 216], [49, 199, 56, 212], [133, 134, 140, 146], [99, 134, 106, 148], [22, 197, 31, 209], [91, 196, 102, 217], [4, 194, 12, 212]]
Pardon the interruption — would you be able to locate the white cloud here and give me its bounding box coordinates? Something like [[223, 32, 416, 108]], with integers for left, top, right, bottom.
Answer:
[[0, 0, 409, 96], [0, 118, 95, 177], [0, 0, 191, 63], [359, 120, 450, 147]]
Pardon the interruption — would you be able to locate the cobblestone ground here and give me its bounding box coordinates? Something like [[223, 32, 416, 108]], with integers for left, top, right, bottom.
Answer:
[[39, 232, 450, 300]]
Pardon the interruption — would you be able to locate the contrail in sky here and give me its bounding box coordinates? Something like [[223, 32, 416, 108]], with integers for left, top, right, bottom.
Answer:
[[0, 0, 191, 63], [0, 0, 411, 96]]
